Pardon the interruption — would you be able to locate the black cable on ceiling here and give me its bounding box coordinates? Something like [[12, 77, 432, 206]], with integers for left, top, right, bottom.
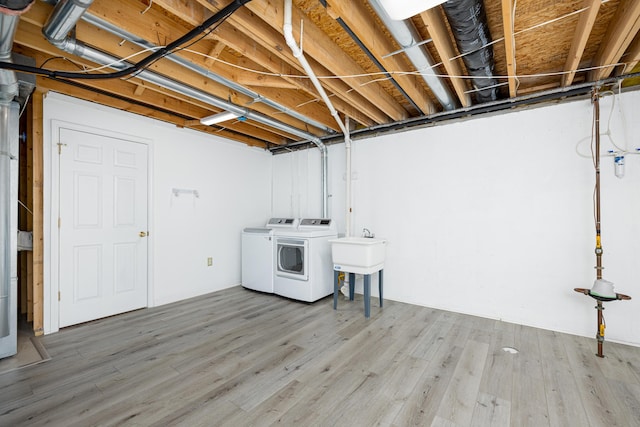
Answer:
[[0, 0, 252, 80]]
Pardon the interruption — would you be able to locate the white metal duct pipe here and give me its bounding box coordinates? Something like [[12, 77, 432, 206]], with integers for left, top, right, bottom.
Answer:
[[368, 0, 458, 111], [0, 9, 21, 102], [41, 0, 330, 216], [80, 12, 335, 135], [42, 0, 93, 45], [46, 38, 329, 149], [0, 102, 18, 343], [1, 0, 33, 345]]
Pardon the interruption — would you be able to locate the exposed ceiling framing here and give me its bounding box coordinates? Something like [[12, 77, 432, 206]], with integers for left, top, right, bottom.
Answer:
[[6, 0, 640, 151]]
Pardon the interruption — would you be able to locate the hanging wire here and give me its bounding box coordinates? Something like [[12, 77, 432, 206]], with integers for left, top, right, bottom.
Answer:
[[141, 0, 152, 15], [2, 1, 627, 87]]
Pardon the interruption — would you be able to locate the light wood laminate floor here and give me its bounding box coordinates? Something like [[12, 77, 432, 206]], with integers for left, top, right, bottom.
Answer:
[[1, 286, 639, 426]]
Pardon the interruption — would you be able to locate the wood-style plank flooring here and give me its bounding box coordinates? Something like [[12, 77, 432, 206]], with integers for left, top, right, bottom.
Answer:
[[1, 286, 639, 426]]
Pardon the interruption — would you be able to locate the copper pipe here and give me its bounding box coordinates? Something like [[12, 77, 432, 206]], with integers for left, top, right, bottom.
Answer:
[[592, 88, 605, 358], [594, 90, 602, 280]]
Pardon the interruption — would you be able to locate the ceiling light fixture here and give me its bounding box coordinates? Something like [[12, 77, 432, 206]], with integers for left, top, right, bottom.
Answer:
[[200, 111, 240, 125], [376, 0, 448, 20]]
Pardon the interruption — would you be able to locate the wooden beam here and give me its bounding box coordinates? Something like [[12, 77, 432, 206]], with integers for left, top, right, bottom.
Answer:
[[164, 0, 390, 125], [562, 0, 601, 87], [234, 73, 298, 89], [21, 0, 343, 132], [37, 77, 284, 147], [31, 89, 44, 336], [419, 7, 472, 108], [133, 84, 146, 96], [18, 44, 287, 147], [241, 0, 409, 121], [89, 0, 374, 128], [619, 33, 640, 75], [30, 49, 298, 142], [589, 1, 640, 81], [501, 0, 518, 98], [204, 41, 226, 67], [13, 38, 218, 119], [14, 17, 323, 141], [517, 82, 561, 95], [326, 0, 436, 114]]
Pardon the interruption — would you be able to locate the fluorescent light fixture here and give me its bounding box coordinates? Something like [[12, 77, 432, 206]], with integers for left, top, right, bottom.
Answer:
[[376, 0, 448, 20], [200, 111, 239, 125]]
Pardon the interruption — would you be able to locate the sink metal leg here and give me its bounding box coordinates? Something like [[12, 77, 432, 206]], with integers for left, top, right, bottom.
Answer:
[[364, 274, 371, 318], [333, 269, 339, 310], [379, 269, 383, 308], [349, 273, 355, 301]]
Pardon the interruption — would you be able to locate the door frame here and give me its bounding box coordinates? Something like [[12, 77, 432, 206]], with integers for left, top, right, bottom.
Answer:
[[45, 119, 154, 333]]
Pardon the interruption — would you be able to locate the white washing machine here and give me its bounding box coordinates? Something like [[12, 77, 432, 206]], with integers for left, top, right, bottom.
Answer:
[[241, 218, 298, 293], [274, 218, 337, 302]]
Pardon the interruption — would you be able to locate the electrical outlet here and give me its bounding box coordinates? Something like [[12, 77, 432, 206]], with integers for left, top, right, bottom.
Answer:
[[207, 257, 213, 266]]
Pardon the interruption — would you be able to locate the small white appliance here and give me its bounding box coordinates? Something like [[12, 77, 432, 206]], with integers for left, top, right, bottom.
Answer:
[[241, 218, 298, 293], [274, 218, 337, 302]]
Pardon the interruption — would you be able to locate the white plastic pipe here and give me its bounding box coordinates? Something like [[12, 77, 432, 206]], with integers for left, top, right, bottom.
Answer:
[[345, 117, 352, 238], [283, 0, 349, 224], [283, 0, 347, 136]]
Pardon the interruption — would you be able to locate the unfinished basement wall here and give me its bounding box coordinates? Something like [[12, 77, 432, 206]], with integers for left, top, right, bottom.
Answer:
[[42, 92, 272, 332], [273, 89, 640, 346]]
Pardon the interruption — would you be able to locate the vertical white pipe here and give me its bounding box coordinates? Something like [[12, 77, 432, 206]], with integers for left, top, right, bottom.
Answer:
[[0, 101, 19, 350], [283, 1, 348, 136], [283, 0, 345, 221], [345, 117, 352, 237]]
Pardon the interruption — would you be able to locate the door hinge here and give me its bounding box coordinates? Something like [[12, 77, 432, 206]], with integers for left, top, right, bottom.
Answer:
[[58, 217, 61, 228], [58, 291, 61, 301], [57, 142, 67, 155]]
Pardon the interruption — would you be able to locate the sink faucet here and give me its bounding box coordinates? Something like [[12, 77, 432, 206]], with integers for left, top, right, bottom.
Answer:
[[362, 228, 374, 238]]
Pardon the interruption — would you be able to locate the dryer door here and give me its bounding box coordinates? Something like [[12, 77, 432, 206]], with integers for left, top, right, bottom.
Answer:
[[276, 238, 308, 281]]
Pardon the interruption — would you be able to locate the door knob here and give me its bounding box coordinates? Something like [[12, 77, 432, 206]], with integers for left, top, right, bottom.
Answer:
[[139, 231, 148, 237]]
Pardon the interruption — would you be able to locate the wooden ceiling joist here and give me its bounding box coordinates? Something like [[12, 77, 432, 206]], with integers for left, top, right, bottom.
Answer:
[[36, 77, 274, 148], [236, 0, 410, 121], [562, 0, 601, 87], [325, 0, 436, 115], [20, 2, 332, 142], [501, 0, 518, 98], [621, 34, 640, 75], [10, 0, 640, 149], [153, 0, 381, 126], [84, 0, 343, 131], [589, 1, 640, 81], [234, 73, 299, 89], [204, 41, 226, 67], [419, 7, 472, 108]]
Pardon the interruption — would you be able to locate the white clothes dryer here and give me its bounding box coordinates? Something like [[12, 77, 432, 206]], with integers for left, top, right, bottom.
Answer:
[[274, 218, 337, 302]]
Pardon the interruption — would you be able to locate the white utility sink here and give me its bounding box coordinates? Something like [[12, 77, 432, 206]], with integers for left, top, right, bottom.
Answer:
[[328, 237, 387, 274]]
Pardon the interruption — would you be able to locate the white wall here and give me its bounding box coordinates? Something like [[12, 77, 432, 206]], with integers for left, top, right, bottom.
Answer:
[[43, 93, 272, 331], [273, 90, 640, 346]]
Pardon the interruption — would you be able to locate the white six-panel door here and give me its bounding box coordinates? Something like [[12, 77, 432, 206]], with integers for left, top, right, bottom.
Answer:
[[58, 128, 148, 327]]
